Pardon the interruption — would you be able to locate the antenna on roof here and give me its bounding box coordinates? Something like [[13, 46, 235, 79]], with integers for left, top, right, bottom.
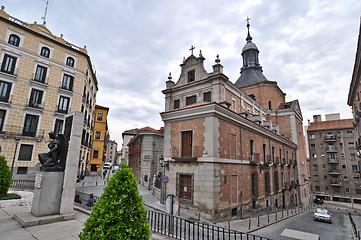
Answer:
[[41, 0, 52, 25]]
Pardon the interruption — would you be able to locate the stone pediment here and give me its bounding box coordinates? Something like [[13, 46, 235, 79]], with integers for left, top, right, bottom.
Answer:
[[174, 53, 209, 87]]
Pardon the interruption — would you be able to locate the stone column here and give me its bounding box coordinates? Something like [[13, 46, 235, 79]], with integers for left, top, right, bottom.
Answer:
[[60, 111, 83, 215]]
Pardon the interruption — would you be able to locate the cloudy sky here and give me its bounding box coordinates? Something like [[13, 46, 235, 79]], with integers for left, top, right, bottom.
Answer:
[[3, 0, 361, 146]]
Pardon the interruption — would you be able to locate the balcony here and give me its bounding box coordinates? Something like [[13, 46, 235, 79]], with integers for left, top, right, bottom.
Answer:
[[26, 101, 43, 110], [329, 169, 340, 175], [357, 136, 361, 150], [325, 135, 336, 142], [330, 180, 342, 187], [326, 146, 337, 152], [0, 124, 45, 139], [171, 146, 200, 162], [328, 158, 338, 164], [31, 74, 48, 85]]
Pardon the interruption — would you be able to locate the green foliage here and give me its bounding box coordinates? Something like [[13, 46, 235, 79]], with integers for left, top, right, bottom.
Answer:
[[0, 193, 21, 200], [79, 164, 150, 240], [0, 155, 12, 196]]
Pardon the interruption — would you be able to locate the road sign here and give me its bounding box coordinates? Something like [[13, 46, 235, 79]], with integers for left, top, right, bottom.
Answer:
[[165, 194, 180, 215], [157, 171, 162, 179], [163, 175, 169, 183], [96, 164, 100, 168]]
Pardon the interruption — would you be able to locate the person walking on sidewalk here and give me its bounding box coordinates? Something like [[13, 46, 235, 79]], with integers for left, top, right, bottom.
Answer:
[[103, 170, 107, 179]]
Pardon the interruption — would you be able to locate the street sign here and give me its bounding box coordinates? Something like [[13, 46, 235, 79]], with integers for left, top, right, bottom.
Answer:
[[96, 164, 100, 168], [163, 175, 169, 183], [157, 171, 162, 179], [165, 194, 180, 215]]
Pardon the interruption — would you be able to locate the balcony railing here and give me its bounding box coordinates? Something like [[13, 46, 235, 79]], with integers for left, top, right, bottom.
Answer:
[[328, 158, 338, 163], [32, 73, 48, 85], [330, 179, 342, 186], [0, 124, 45, 138], [26, 100, 43, 110], [329, 169, 340, 174], [0, 65, 18, 76], [325, 135, 336, 141], [171, 146, 200, 159], [326, 146, 337, 152]]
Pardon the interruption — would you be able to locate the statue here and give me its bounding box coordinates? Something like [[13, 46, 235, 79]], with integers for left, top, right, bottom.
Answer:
[[38, 132, 67, 171]]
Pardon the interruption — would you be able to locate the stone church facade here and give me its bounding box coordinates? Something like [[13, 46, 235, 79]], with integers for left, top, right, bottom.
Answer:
[[160, 23, 310, 222]]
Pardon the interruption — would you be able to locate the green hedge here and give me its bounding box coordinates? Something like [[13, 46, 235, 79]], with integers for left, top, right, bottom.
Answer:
[[0, 155, 12, 196], [79, 164, 150, 240]]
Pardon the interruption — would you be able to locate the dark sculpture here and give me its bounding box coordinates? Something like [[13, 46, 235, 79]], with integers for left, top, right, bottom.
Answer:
[[38, 132, 67, 171]]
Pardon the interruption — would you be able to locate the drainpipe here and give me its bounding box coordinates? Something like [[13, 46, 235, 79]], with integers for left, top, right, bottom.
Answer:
[[240, 126, 243, 219]]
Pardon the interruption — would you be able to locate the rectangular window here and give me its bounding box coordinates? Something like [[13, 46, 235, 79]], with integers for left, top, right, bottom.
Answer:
[[309, 134, 315, 139], [54, 119, 64, 134], [187, 70, 195, 82], [312, 154, 317, 159], [93, 149, 99, 158], [346, 131, 354, 137], [315, 186, 320, 191], [0, 80, 12, 102], [251, 172, 258, 197], [91, 164, 97, 172], [178, 174, 192, 200], [312, 164, 318, 171], [344, 176, 348, 181], [274, 171, 279, 192], [354, 177, 360, 183], [95, 131, 101, 139], [57, 96, 70, 114], [265, 171, 270, 195], [61, 74, 74, 91], [16, 167, 28, 174], [18, 144, 33, 161], [0, 109, 5, 132], [185, 95, 196, 106], [314, 175, 319, 182], [34, 65, 47, 83], [310, 144, 315, 149], [350, 154, 356, 160], [320, 143, 323, 148], [263, 144, 267, 162], [1, 54, 17, 74], [352, 165, 359, 172], [97, 112, 103, 121], [250, 139, 254, 159], [203, 92, 211, 102], [174, 99, 180, 109], [348, 142, 355, 148], [22, 114, 39, 137], [29, 89, 43, 108]]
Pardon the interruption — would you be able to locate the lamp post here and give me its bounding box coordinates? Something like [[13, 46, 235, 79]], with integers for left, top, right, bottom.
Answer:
[[159, 156, 168, 204], [11, 137, 21, 177]]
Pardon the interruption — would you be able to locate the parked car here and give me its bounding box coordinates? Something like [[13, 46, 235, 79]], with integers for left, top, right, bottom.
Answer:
[[103, 163, 112, 170], [112, 165, 119, 173], [313, 208, 332, 223]]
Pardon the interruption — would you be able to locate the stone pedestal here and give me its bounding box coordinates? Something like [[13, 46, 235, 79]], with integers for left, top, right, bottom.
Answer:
[[31, 171, 64, 217]]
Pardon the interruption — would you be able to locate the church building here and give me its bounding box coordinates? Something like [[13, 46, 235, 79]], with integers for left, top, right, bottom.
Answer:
[[160, 21, 310, 221]]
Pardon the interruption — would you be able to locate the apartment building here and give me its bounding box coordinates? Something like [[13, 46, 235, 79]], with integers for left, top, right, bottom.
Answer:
[[348, 18, 361, 180], [160, 22, 310, 221], [0, 7, 97, 179], [307, 114, 361, 205], [88, 105, 108, 174], [105, 139, 118, 165]]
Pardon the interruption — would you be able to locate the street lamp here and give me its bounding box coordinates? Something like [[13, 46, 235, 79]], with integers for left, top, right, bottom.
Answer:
[[159, 156, 169, 204], [11, 137, 21, 177]]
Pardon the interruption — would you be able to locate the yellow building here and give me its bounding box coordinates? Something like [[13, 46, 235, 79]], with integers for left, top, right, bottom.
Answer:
[[0, 7, 97, 180], [88, 105, 109, 174]]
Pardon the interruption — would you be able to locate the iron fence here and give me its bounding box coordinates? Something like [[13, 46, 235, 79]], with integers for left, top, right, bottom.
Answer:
[[145, 208, 272, 240], [11, 179, 35, 190]]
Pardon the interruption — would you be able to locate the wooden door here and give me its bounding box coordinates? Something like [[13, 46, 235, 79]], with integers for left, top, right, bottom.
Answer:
[[181, 131, 193, 157], [179, 175, 192, 200]]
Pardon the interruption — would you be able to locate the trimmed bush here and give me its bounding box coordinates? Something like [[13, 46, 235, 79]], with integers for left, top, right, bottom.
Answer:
[[0, 155, 12, 196], [79, 164, 150, 240]]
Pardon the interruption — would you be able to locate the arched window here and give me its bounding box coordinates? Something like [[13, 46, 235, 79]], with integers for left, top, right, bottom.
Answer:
[[8, 34, 20, 47], [66, 57, 74, 67], [40, 47, 50, 58]]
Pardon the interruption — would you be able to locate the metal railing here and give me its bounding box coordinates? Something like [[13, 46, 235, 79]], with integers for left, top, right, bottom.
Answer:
[[0, 125, 45, 138], [349, 212, 360, 240], [145, 208, 272, 240], [11, 180, 35, 190]]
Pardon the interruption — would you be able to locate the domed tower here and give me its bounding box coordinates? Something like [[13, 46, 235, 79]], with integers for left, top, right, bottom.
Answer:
[[234, 19, 268, 87]]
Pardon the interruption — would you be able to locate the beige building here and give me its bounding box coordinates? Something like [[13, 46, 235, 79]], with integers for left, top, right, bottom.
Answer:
[[105, 139, 118, 165], [0, 7, 97, 179], [307, 114, 361, 205]]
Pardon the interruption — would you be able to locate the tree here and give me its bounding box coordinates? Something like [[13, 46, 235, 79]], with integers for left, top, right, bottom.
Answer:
[[0, 155, 12, 196], [79, 164, 150, 240]]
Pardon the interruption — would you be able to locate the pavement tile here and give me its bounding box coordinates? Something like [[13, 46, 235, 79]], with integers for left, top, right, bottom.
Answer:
[[0, 228, 35, 240]]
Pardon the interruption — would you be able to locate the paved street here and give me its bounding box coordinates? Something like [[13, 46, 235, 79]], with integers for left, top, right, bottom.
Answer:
[[252, 208, 356, 240]]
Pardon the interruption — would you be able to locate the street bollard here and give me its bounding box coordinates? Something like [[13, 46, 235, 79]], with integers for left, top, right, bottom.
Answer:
[[287, 209, 288, 216], [249, 218, 251, 229], [275, 211, 277, 220], [82, 182, 84, 186], [268, 214, 269, 223], [282, 210, 283, 218], [96, 181, 97, 186], [258, 216, 260, 227]]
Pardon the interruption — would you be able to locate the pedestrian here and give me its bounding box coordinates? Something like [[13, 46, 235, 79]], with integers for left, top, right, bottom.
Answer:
[[103, 169, 107, 179], [84, 193, 96, 208]]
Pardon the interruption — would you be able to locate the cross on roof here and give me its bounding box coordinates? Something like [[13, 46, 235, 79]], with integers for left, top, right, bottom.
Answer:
[[245, 16, 251, 25], [190, 45, 195, 55]]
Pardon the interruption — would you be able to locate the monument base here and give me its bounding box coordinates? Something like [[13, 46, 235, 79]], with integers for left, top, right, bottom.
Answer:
[[31, 171, 64, 217], [13, 211, 75, 227]]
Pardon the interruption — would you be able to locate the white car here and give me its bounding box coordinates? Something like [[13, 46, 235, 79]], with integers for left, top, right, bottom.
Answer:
[[313, 208, 332, 223], [103, 163, 112, 170]]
